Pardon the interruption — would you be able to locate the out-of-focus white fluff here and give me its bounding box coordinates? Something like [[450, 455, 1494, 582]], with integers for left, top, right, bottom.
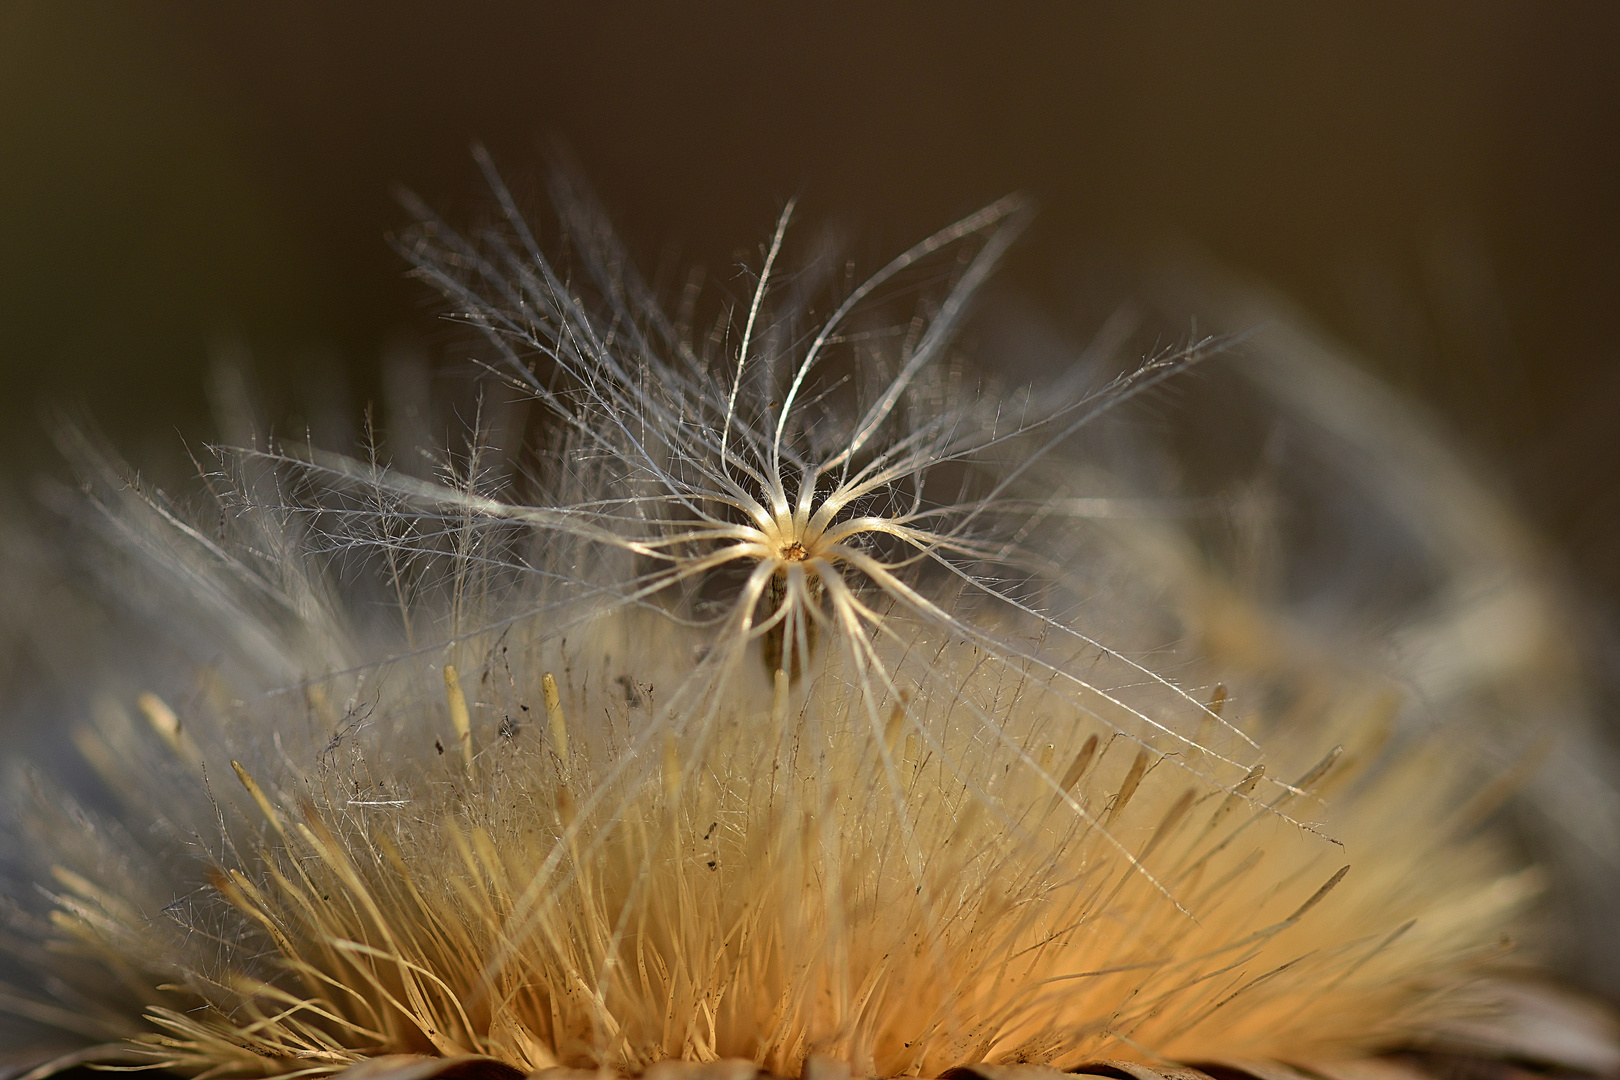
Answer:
[[0, 162, 1603, 1079]]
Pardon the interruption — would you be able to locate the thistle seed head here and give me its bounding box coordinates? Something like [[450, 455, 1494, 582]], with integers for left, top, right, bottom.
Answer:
[[0, 156, 1582, 1080]]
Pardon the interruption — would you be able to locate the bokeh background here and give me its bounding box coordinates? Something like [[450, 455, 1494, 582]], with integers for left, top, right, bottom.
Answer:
[[2, 3, 1617, 639]]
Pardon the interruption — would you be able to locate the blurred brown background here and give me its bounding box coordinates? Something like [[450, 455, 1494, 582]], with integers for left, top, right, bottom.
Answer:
[[1, 1, 1617, 607]]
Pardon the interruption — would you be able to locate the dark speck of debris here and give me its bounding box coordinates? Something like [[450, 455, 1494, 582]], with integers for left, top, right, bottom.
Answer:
[[434, 740, 444, 755]]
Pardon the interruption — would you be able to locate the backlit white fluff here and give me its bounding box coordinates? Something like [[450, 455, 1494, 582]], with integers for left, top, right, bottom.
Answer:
[[0, 158, 1555, 1079]]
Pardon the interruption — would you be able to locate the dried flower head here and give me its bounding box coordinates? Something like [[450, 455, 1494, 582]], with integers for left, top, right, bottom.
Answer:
[[0, 156, 1600, 1080]]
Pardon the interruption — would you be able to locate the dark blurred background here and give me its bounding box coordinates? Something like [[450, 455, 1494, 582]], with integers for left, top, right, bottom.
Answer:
[[2, 1, 1617, 600]]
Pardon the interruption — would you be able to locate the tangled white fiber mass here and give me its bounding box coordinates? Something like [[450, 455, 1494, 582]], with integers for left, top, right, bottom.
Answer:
[[0, 153, 1558, 1080]]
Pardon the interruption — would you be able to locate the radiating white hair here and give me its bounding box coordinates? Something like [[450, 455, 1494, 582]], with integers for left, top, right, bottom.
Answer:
[[0, 155, 1612, 1080]]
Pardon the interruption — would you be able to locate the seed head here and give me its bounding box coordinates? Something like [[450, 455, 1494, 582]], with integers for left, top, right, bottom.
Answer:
[[0, 155, 1568, 1080]]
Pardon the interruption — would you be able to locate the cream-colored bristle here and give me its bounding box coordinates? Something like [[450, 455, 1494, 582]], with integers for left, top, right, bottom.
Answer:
[[136, 691, 198, 765], [1104, 747, 1152, 826], [1207, 762, 1266, 832], [231, 759, 287, 840], [1060, 733, 1099, 793], [543, 671, 568, 763], [443, 662, 474, 775]]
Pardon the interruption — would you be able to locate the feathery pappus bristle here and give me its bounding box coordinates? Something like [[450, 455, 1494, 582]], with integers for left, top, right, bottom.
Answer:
[[0, 154, 1602, 1080]]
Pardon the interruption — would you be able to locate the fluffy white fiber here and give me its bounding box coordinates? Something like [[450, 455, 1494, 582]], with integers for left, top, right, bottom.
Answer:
[[0, 156, 1586, 1079]]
